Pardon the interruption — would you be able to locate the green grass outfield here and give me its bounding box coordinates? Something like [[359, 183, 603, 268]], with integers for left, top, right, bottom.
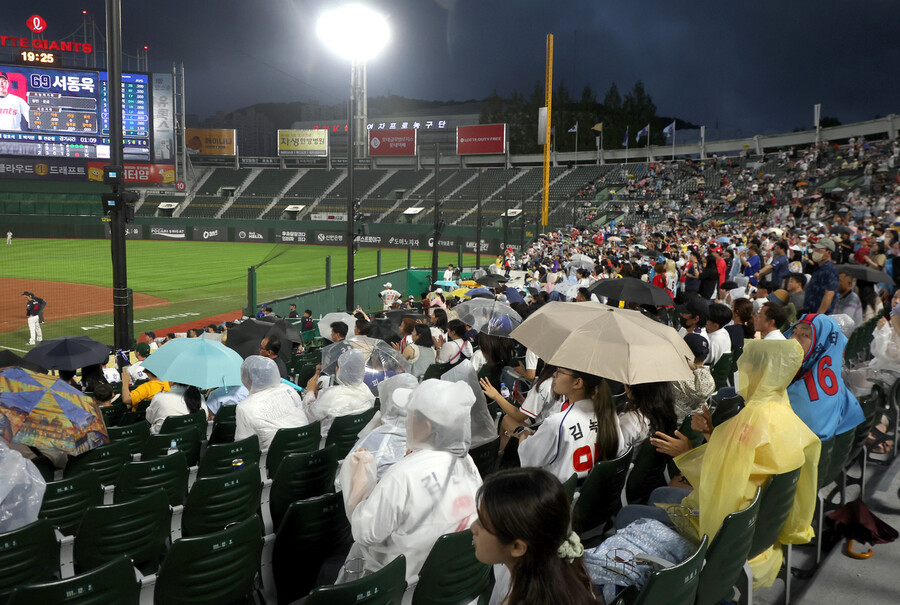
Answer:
[[0, 238, 476, 349]]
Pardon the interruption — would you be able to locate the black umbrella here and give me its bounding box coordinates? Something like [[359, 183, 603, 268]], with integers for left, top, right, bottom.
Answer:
[[23, 336, 110, 371], [827, 498, 898, 558], [834, 264, 894, 284], [0, 349, 48, 374], [588, 277, 675, 308], [224, 318, 302, 362], [476, 274, 508, 288]]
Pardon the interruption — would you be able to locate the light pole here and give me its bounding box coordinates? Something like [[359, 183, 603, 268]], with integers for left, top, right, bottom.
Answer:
[[317, 5, 389, 311]]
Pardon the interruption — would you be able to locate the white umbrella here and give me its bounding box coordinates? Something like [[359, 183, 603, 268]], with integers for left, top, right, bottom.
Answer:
[[318, 312, 358, 342], [510, 301, 693, 384]]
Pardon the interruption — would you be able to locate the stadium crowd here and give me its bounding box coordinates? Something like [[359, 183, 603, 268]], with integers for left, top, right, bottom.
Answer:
[[4, 136, 900, 603]]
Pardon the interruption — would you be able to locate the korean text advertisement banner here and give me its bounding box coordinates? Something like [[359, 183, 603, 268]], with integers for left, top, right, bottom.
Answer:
[[278, 129, 328, 157], [456, 124, 506, 155], [186, 128, 236, 156], [368, 128, 416, 156]]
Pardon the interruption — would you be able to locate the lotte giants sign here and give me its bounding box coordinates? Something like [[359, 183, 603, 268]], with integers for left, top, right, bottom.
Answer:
[[456, 124, 506, 155], [368, 128, 416, 156]]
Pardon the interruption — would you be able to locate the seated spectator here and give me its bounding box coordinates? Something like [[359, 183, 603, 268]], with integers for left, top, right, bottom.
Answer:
[[259, 335, 288, 379], [766, 289, 797, 327], [755, 301, 788, 340], [704, 303, 733, 365], [304, 349, 375, 442], [619, 382, 677, 452], [339, 379, 481, 585], [146, 381, 206, 434], [482, 364, 564, 452], [127, 342, 151, 384], [518, 368, 624, 482], [434, 319, 471, 364], [730, 297, 755, 341], [205, 384, 249, 417], [618, 340, 820, 590], [80, 363, 111, 394], [669, 334, 715, 424], [235, 356, 309, 451], [785, 314, 865, 440], [338, 373, 419, 485], [354, 319, 372, 336], [330, 321, 348, 343], [91, 383, 114, 407], [676, 295, 709, 338], [395, 324, 436, 379], [474, 468, 596, 605], [300, 309, 315, 332], [121, 368, 170, 412]]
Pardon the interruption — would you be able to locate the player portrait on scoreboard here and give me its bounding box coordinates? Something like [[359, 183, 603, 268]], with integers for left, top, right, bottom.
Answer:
[[0, 72, 30, 132]]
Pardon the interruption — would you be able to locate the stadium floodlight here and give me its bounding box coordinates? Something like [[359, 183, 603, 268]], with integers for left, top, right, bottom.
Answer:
[[317, 4, 389, 312], [316, 4, 390, 63]]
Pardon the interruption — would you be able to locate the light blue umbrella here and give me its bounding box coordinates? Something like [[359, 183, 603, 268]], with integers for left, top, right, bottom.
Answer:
[[434, 280, 458, 288], [142, 337, 243, 389]]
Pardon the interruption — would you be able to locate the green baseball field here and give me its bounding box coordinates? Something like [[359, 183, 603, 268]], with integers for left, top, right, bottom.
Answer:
[[0, 238, 475, 351]]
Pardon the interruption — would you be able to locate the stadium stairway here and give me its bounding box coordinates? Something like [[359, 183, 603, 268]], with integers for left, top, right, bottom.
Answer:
[[258, 170, 308, 219], [214, 169, 262, 218], [298, 172, 346, 219], [174, 167, 215, 218]]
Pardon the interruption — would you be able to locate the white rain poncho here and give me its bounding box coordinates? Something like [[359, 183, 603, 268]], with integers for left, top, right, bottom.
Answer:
[[234, 356, 309, 451], [342, 379, 482, 585], [441, 360, 499, 449], [305, 349, 375, 442], [0, 440, 46, 532], [337, 373, 419, 491]]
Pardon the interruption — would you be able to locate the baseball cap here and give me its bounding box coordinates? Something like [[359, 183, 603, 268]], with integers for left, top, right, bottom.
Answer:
[[408, 295, 414, 300], [767, 289, 791, 306], [135, 342, 151, 356], [684, 333, 710, 360], [676, 295, 709, 318], [0, 73, 8, 81], [814, 238, 836, 252], [384, 282, 392, 288]]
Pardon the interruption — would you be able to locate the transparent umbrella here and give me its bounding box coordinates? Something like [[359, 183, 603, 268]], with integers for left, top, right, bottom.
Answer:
[[321, 336, 411, 391], [318, 313, 358, 342], [453, 299, 523, 337]]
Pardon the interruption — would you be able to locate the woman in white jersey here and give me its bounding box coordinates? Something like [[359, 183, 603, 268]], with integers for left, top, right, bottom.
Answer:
[[518, 368, 625, 483]]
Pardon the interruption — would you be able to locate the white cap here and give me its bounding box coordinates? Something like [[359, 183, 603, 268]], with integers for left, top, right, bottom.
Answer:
[[435, 288, 443, 294], [384, 282, 392, 288]]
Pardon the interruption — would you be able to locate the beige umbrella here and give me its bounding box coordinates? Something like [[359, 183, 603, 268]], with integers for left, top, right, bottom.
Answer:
[[509, 301, 694, 384]]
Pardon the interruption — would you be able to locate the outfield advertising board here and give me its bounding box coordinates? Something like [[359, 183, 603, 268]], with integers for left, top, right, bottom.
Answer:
[[104, 224, 142, 239], [236, 227, 269, 242], [275, 229, 310, 244], [148, 225, 186, 240], [315, 231, 347, 245], [192, 226, 228, 241], [185, 128, 237, 156]]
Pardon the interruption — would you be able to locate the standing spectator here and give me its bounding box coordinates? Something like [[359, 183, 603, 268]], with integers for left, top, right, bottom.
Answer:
[[740, 246, 762, 287], [300, 309, 314, 332], [288, 304, 299, 319], [705, 303, 733, 364], [786, 273, 806, 314], [803, 239, 838, 314], [379, 282, 401, 310], [834, 271, 863, 328], [23, 292, 42, 345], [758, 241, 790, 289], [443, 264, 455, 281]]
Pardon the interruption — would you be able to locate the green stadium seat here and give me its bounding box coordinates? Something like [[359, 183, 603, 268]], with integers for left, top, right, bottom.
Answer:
[[73, 490, 170, 574], [113, 451, 189, 507], [263, 422, 321, 478], [268, 446, 338, 531], [412, 529, 492, 605], [7, 556, 140, 605], [272, 493, 353, 604], [303, 554, 406, 605], [153, 516, 263, 605], [325, 408, 379, 460]]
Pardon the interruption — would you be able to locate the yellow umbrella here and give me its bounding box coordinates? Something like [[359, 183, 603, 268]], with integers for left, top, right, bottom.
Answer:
[[451, 287, 472, 299], [459, 280, 478, 287], [510, 301, 693, 384]]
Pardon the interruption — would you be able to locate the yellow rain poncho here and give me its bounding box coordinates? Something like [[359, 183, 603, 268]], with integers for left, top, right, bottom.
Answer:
[[672, 339, 821, 588]]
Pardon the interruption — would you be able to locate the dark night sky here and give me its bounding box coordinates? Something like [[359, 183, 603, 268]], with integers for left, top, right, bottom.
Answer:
[[4, 1, 899, 135]]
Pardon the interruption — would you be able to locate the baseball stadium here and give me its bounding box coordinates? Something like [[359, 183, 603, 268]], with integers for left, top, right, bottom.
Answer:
[[3, 3, 900, 605]]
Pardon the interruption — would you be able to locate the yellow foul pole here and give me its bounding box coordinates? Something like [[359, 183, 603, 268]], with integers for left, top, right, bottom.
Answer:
[[542, 34, 553, 229]]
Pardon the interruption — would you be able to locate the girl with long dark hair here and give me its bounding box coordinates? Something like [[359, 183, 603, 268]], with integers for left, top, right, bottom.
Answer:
[[518, 367, 624, 482], [619, 381, 677, 452], [473, 467, 597, 604]]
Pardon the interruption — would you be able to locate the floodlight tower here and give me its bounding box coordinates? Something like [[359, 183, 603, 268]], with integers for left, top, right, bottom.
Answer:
[[317, 5, 389, 312]]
